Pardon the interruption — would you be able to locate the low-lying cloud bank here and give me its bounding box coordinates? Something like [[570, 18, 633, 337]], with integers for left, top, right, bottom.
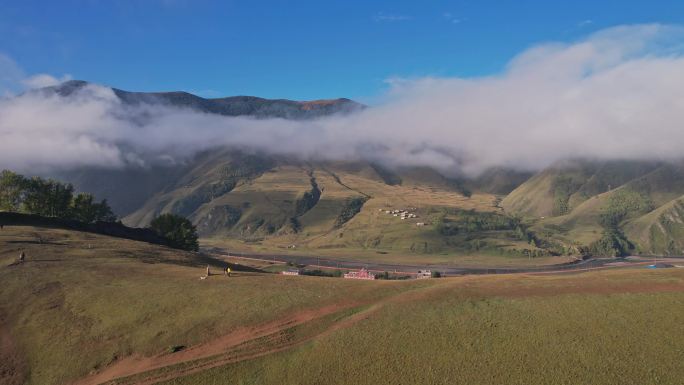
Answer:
[[3, 24, 684, 175]]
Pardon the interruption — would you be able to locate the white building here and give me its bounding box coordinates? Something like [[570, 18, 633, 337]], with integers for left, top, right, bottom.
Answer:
[[417, 270, 432, 279]]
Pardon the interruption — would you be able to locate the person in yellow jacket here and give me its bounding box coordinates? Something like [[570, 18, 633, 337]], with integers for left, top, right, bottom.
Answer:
[[224, 266, 231, 277]]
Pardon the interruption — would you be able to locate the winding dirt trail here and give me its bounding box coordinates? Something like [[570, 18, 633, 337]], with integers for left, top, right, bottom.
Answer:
[[71, 302, 372, 385]]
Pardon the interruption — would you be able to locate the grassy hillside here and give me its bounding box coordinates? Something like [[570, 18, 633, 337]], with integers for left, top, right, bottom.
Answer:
[[56, 153, 684, 258], [2, 226, 683, 385], [625, 195, 684, 255], [502, 160, 598, 218], [115, 151, 558, 263], [507, 161, 684, 256], [503, 160, 661, 218]]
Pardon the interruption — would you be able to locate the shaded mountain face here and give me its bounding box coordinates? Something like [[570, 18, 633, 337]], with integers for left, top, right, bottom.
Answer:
[[38, 80, 365, 119]]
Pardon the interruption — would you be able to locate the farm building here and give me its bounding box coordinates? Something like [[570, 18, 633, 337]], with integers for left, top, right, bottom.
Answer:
[[417, 270, 432, 279], [281, 269, 301, 276], [344, 268, 376, 280]]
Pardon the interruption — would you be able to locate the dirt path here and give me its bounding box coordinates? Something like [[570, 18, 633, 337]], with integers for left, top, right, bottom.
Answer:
[[0, 316, 26, 385], [71, 302, 365, 385]]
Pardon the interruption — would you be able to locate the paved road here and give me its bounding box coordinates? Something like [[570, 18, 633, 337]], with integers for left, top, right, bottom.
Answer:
[[205, 247, 683, 276]]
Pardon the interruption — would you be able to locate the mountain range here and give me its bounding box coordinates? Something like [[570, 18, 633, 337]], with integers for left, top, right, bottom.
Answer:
[[36, 81, 684, 258]]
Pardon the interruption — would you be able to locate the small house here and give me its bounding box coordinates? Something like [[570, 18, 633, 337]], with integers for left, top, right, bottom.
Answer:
[[344, 268, 376, 280], [417, 270, 432, 279]]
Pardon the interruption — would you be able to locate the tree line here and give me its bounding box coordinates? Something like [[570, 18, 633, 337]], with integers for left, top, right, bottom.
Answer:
[[0, 170, 116, 223], [0, 169, 199, 251]]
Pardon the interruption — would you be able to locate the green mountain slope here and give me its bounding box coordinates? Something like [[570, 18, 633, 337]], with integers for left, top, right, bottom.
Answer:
[[96, 150, 553, 261], [502, 160, 661, 219], [519, 161, 684, 255], [625, 196, 684, 255]]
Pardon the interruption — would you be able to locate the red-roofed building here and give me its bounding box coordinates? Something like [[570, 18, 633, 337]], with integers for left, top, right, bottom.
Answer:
[[344, 268, 375, 280]]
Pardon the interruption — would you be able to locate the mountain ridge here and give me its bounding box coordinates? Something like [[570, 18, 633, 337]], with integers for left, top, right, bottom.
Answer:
[[37, 80, 365, 119]]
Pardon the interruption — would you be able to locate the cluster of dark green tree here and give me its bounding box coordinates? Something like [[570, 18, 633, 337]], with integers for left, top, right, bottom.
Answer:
[[1, 170, 200, 252], [335, 197, 368, 227], [435, 209, 532, 241], [149, 213, 199, 252], [0, 170, 116, 223]]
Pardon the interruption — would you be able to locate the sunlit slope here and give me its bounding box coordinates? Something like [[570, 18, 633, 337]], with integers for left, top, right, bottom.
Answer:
[[502, 160, 660, 218], [122, 152, 544, 258], [299, 168, 499, 253], [625, 195, 684, 255], [529, 161, 684, 252]]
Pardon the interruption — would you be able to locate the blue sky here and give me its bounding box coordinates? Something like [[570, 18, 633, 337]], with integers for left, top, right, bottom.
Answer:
[[2, 0, 684, 101]]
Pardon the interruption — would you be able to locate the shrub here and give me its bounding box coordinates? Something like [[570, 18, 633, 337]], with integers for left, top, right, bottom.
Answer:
[[149, 213, 199, 251]]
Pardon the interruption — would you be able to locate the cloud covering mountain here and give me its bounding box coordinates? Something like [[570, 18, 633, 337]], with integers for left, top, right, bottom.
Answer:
[[2, 24, 684, 174]]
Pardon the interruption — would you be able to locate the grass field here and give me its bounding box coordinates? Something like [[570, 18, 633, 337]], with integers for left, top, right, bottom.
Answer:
[[2, 226, 684, 385], [166, 274, 684, 385], [0, 226, 425, 385], [202, 237, 575, 268]]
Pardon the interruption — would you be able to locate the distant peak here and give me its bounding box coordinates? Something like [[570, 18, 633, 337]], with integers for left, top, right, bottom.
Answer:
[[31, 80, 365, 119], [60, 79, 90, 87], [38, 79, 94, 97]]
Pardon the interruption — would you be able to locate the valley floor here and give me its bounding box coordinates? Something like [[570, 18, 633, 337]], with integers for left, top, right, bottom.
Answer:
[[1, 226, 684, 385], [201, 238, 577, 268]]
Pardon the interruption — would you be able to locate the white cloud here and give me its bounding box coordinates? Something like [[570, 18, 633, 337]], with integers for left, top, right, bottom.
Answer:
[[3, 24, 684, 176], [0, 53, 73, 95], [374, 13, 411, 22], [578, 19, 594, 28], [22, 73, 73, 89]]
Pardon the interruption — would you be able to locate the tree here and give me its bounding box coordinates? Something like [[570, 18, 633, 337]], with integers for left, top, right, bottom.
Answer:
[[149, 213, 199, 251], [71, 193, 97, 222], [94, 199, 117, 222], [0, 169, 116, 223], [23, 177, 74, 218], [71, 193, 116, 223], [0, 170, 26, 211]]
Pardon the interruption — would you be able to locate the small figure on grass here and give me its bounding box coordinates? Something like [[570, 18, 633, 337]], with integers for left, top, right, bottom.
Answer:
[[224, 266, 231, 277], [18, 251, 25, 263]]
